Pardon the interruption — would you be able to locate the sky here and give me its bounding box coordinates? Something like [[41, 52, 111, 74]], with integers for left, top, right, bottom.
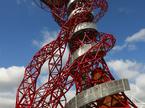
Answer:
[[0, 0, 145, 108]]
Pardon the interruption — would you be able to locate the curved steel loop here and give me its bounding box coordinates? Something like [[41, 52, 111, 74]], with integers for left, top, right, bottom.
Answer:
[[16, 31, 69, 107], [93, 0, 108, 22]]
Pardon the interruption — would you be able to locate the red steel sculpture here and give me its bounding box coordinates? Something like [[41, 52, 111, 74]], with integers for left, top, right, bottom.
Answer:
[[16, 0, 137, 108]]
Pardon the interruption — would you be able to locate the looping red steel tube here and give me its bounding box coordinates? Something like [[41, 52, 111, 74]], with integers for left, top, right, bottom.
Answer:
[[16, 0, 137, 108]]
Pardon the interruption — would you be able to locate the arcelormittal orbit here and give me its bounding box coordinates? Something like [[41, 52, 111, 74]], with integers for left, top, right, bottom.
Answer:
[[16, 0, 137, 107]]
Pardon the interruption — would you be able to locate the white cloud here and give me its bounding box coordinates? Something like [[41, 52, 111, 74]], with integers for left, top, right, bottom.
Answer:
[[0, 64, 72, 108], [113, 43, 137, 52], [0, 66, 25, 92], [0, 66, 24, 108], [33, 30, 58, 47], [1, 61, 144, 107], [66, 89, 76, 102], [127, 44, 137, 51], [113, 43, 127, 51], [113, 28, 145, 52], [16, 0, 27, 5], [0, 97, 15, 108], [0, 63, 71, 107], [126, 28, 145, 43], [118, 7, 132, 14], [16, 0, 37, 8], [108, 59, 145, 80], [108, 59, 145, 104], [41, 30, 58, 46], [32, 29, 69, 67]]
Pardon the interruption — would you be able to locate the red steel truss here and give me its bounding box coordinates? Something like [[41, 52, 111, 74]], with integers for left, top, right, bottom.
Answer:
[[16, 0, 137, 107]]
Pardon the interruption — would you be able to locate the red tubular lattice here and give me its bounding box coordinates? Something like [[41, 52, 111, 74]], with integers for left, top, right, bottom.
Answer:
[[16, 0, 137, 108]]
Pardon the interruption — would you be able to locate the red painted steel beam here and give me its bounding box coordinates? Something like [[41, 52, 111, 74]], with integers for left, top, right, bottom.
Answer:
[[16, 0, 137, 108]]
